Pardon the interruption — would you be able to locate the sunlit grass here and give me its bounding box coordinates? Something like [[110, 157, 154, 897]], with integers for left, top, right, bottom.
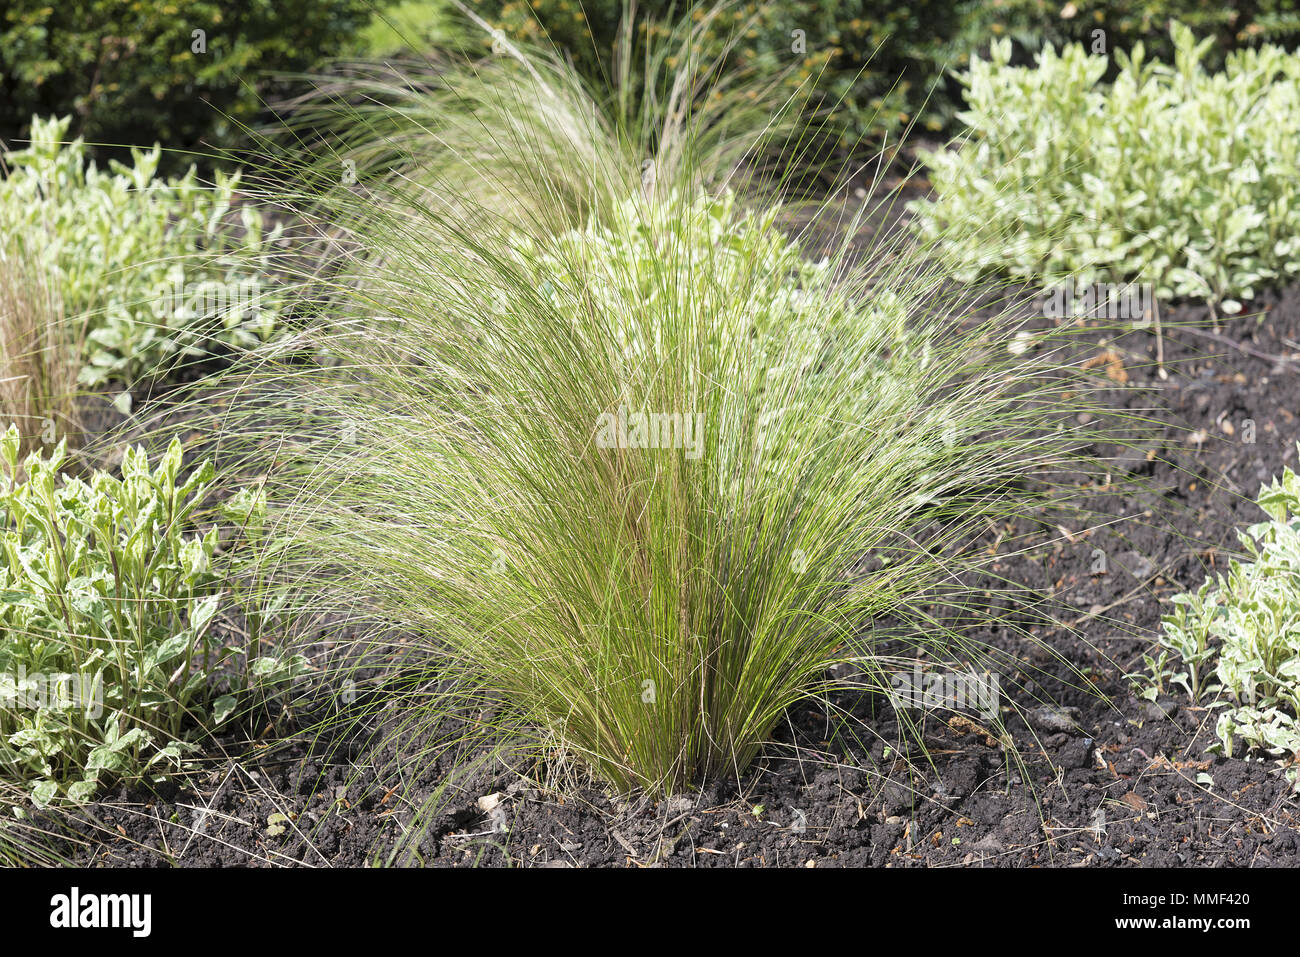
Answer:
[[175, 8, 1150, 809]]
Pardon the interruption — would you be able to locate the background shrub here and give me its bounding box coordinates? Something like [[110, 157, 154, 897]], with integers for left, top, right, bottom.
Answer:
[[957, 0, 1300, 71], [468, 0, 973, 143], [218, 1, 1300, 154], [358, 0, 464, 57], [467, 1, 1300, 147], [0, 0, 370, 170], [0, 116, 284, 398], [911, 24, 1300, 312]]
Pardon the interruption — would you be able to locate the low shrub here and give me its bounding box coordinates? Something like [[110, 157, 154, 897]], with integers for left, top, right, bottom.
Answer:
[[912, 23, 1300, 314], [1136, 455, 1300, 786], [0, 428, 304, 807], [0, 115, 284, 398]]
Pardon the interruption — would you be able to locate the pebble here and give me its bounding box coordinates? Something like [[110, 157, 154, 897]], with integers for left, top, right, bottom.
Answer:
[[662, 795, 694, 815], [1029, 705, 1085, 734], [1143, 698, 1179, 720], [1115, 550, 1154, 580]]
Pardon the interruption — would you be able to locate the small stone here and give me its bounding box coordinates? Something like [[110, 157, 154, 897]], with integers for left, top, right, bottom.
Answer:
[[663, 795, 694, 815], [881, 781, 914, 814], [1142, 698, 1178, 720], [477, 792, 508, 832], [1029, 705, 1085, 734], [1055, 737, 1094, 769], [1115, 550, 1154, 580]]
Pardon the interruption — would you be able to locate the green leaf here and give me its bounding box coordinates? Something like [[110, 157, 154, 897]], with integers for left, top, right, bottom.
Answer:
[[150, 631, 195, 669], [67, 779, 99, 803], [30, 780, 58, 809], [189, 594, 220, 634], [211, 695, 238, 727]]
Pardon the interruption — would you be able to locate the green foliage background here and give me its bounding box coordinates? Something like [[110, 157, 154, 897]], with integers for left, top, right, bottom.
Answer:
[[7, 1, 1300, 158], [464, 0, 1300, 142], [0, 0, 370, 167]]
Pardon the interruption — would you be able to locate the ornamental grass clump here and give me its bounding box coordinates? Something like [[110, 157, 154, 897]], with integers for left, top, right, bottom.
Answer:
[[213, 15, 1120, 800], [0, 227, 85, 458]]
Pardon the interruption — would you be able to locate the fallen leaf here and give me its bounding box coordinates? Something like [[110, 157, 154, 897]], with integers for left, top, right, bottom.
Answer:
[[947, 714, 1004, 747], [1082, 350, 1128, 383], [1119, 792, 1147, 812]]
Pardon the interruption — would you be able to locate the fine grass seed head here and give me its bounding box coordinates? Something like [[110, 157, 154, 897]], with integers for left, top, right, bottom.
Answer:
[[0, 228, 85, 458]]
